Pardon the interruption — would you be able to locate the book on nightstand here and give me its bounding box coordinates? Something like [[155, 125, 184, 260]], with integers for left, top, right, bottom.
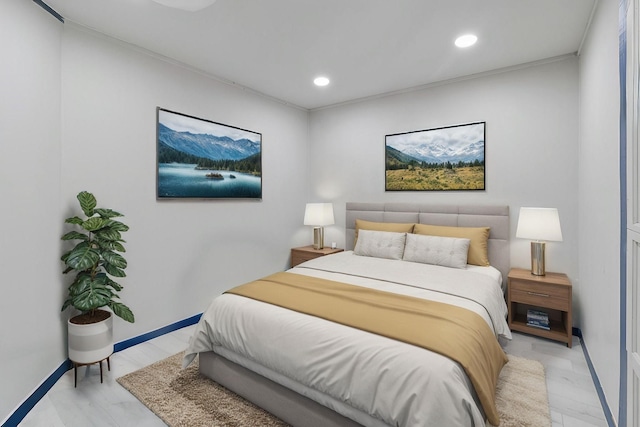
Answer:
[[526, 309, 550, 330]]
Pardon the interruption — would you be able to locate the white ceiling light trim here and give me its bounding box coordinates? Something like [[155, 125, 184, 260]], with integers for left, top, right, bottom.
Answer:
[[314, 76, 330, 87], [455, 34, 478, 48], [151, 0, 217, 12]]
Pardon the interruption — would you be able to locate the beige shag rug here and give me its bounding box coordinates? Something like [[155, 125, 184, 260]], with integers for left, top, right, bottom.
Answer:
[[117, 353, 550, 427], [487, 355, 551, 427]]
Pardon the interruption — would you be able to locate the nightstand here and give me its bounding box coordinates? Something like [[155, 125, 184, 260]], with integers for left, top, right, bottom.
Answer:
[[291, 245, 344, 268], [507, 268, 573, 347]]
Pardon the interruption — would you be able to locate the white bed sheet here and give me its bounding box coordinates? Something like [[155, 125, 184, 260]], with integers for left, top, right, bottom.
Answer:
[[184, 252, 510, 427]]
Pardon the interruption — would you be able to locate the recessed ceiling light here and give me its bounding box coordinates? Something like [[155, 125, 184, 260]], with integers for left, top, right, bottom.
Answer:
[[151, 0, 217, 12], [314, 76, 330, 87], [455, 34, 478, 48]]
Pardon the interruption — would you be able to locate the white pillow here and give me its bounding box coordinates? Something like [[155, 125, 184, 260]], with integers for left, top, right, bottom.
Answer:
[[403, 233, 470, 269], [353, 230, 407, 260]]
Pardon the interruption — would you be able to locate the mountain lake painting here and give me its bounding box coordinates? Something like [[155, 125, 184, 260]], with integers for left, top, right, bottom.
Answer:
[[156, 108, 262, 199], [385, 122, 485, 191]]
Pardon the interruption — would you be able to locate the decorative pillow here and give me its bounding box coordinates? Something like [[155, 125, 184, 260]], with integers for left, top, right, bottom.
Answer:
[[353, 230, 407, 260], [354, 219, 415, 245], [413, 224, 490, 266], [403, 234, 470, 269]]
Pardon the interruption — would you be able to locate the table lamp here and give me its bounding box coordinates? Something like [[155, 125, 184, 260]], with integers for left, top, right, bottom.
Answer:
[[516, 207, 563, 276], [303, 203, 334, 250]]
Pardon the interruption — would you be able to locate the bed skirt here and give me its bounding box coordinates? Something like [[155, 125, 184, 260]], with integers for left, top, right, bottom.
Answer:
[[198, 351, 364, 427]]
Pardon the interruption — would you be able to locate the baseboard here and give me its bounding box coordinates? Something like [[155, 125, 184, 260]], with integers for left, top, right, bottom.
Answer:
[[574, 327, 617, 427], [1, 359, 72, 427], [114, 313, 201, 352], [1, 313, 202, 427]]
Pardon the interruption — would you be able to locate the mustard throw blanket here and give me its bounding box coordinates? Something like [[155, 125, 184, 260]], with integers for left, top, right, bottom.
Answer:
[[226, 271, 507, 425]]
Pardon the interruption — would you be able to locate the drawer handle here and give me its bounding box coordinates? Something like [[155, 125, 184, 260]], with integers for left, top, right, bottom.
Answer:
[[527, 291, 550, 297]]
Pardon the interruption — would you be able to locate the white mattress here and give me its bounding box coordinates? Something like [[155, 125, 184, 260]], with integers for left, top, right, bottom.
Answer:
[[184, 252, 510, 427]]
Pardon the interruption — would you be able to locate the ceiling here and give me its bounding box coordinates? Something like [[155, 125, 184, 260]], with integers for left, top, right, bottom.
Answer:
[[44, 0, 596, 110]]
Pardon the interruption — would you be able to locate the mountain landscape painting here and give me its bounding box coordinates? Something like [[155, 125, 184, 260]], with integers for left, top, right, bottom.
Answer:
[[156, 108, 262, 199], [385, 122, 485, 191]]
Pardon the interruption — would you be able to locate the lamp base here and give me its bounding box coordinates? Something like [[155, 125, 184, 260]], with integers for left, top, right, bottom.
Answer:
[[312, 227, 324, 250], [530, 241, 546, 276]]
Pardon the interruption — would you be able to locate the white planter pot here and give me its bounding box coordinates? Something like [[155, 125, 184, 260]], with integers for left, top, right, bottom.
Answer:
[[67, 311, 113, 364]]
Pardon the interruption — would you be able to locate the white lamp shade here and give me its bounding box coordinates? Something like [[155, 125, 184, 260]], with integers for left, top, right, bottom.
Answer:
[[516, 207, 563, 242], [303, 203, 335, 226]]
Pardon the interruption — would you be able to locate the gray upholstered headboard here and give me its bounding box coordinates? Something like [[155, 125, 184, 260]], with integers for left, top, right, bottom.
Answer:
[[345, 203, 510, 287]]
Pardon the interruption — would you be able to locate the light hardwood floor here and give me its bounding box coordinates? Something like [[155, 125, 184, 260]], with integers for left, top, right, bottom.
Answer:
[[18, 326, 609, 427], [501, 333, 609, 427]]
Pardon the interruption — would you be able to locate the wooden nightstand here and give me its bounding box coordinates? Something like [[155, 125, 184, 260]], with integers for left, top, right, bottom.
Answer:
[[291, 245, 344, 268], [507, 268, 573, 347]]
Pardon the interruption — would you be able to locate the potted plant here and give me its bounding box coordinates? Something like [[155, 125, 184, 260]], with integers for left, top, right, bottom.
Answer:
[[61, 191, 134, 365]]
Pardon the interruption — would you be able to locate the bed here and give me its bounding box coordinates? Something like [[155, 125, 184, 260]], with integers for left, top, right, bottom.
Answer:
[[184, 203, 511, 427]]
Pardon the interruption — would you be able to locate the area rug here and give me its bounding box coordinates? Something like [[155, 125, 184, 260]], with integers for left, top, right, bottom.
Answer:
[[117, 353, 550, 427]]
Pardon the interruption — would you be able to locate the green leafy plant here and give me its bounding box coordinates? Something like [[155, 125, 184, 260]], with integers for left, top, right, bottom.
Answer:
[[61, 191, 135, 323]]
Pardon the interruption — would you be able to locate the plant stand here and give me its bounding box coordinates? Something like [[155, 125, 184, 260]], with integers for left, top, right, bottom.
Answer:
[[73, 355, 111, 387]]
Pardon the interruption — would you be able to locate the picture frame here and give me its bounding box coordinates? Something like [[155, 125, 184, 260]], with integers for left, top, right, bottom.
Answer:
[[385, 121, 485, 191], [156, 108, 262, 199]]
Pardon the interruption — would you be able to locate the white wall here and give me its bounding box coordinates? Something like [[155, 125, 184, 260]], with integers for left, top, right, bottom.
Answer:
[[1, 2, 619, 424], [309, 58, 580, 317], [0, 0, 63, 422], [60, 24, 310, 342], [578, 0, 621, 421], [1, 15, 310, 422]]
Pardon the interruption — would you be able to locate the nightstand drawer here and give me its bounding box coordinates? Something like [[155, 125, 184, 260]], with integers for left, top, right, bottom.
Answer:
[[292, 252, 320, 264], [510, 281, 569, 310], [291, 246, 344, 268]]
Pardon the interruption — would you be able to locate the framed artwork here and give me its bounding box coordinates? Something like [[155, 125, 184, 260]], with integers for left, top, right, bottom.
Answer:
[[156, 108, 262, 199], [385, 121, 485, 191]]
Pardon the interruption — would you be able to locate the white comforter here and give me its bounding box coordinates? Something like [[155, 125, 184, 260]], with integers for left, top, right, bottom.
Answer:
[[184, 252, 510, 427]]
